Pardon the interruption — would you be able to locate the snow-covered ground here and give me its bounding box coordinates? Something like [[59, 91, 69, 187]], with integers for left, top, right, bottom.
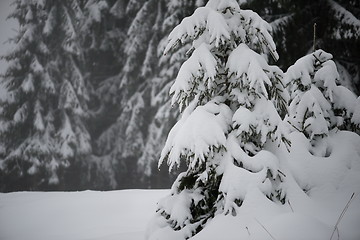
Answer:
[[0, 190, 169, 240], [1, 133, 360, 240], [1, 185, 360, 240]]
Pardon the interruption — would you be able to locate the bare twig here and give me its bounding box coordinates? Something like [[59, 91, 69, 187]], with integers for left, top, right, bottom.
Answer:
[[288, 200, 294, 213], [246, 226, 251, 236], [255, 218, 277, 240], [313, 23, 317, 52], [330, 193, 356, 240]]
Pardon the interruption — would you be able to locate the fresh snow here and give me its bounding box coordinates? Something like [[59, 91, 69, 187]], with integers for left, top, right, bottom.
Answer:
[[0, 136, 360, 240], [148, 0, 360, 239], [0, 190, 169, 240], [1, 1, 360, 240], [159, 98, 231, 171], [149, 132, 360, 240], [0, 186, 359, 240]]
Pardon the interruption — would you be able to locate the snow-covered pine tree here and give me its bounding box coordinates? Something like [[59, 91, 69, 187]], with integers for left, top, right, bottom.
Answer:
[[93, 0, 159, 189], [93, 0, 200, 188], [285, 49, 360, 145], [283, 49, 360, 203], [0, 0, 92, 191], [243, 0, 360, 94], [137, 0, 202, 186], [113, 0, 356, 189], [81, 0, 126, 93], [147, 0, 290, 238], [62, 0, 359, 190], [74, 0, 130, 190], [326, 0, 360, 93]]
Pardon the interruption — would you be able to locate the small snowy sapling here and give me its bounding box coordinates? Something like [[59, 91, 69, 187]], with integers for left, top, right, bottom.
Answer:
[[285, 49, 360, 141]]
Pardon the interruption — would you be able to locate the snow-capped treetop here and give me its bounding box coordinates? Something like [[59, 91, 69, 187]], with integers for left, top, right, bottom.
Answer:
[[284, 50, 333, 90], [165, 0, 278, 60], [164, 0, 283, 112]]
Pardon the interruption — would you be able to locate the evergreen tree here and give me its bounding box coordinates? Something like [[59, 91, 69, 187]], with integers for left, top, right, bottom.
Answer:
[[1, 0, 358, 192], [0, 0, 91, 191], [93, 0, 159, 188], [136, 0, 202, 186], [285, 49, 360, 143], [283, 49, 360, 206], [147, 1, 290, 238], [94, 0, 200, 188], [75, 0, 125, 190], [241, 0, 360, 94]]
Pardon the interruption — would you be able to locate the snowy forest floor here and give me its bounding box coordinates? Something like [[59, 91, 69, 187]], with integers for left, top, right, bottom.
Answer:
[[0, 188, 360, 240], [0, 190, 168, 240]]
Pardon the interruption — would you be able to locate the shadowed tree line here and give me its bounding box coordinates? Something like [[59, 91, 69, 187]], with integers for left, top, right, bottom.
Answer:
[[0, 0, 358, 191]]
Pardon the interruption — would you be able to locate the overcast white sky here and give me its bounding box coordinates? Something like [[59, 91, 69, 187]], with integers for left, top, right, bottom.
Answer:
[[0, 0, 17, 75]]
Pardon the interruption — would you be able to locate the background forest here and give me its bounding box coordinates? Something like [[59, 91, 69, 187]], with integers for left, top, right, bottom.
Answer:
[[0, 0, 359, 192]]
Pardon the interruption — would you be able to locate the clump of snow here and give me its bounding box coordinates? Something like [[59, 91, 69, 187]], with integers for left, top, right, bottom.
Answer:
[[232, 97, 288, 153], [58, 113, 76, 158], [59, 80, 84, 115], [85, 0, 108, 24], [159, 98, 232, 171], [227, 44, 271, 98], [13, 102, 28, 123], [21, 73, 35, 93], [170, 44, 218, 108], [34, 100, 45, 131], [220, 145, 280, 214]]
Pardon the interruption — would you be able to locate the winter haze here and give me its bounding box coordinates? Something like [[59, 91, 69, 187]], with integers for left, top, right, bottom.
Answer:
[[0, 0, 16, 100], [0, 0, 360, 240], [0, 0, 17, 74]]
